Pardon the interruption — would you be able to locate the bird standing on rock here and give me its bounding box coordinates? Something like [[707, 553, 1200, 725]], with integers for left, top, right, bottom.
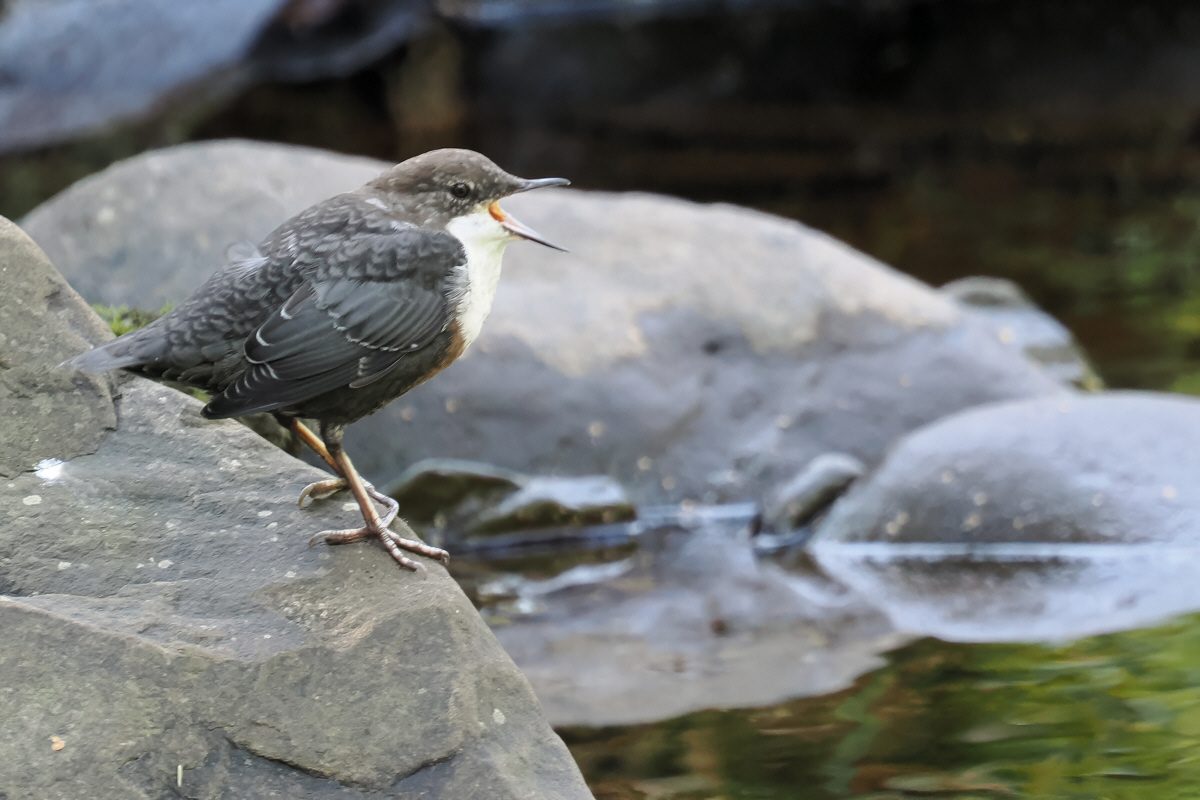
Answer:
[[69, 149, 569, 570]]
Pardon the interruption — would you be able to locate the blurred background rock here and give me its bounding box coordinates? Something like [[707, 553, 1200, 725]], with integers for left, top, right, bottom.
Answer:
[[6, 0, 1200, 392]]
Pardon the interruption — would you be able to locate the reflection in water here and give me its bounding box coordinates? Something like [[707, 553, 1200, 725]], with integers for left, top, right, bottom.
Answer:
[[812, 542, 1200, 642], [566, 611, 1200, 798]]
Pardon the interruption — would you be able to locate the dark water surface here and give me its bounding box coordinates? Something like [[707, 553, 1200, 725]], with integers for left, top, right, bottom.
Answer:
[[563, 611, 1200, 799]]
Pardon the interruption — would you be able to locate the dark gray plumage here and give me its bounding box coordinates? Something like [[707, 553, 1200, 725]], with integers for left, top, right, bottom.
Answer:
[[70, 148, 569, 569]]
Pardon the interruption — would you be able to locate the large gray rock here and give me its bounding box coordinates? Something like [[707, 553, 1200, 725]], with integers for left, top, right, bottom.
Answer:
[[811, 392, 1200, 641], [22, 140, 1067, 508], [0, 0, 282, 153], [941, 276, 1101, 390], [0, 0, 428, 154], [0, 219, 590, 798], [22, 141, 389, 310]]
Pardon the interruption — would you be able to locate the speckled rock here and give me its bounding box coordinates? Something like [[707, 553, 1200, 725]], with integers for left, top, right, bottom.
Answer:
[[0, 219, 590, 799], [22, 140, 1066, 509], [811, 392, 1200, 641], [0, 216, 117, 477]]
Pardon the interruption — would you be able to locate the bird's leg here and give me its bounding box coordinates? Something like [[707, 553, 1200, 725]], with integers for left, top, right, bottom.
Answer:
[[310, 425, 449, 571], [277, 416, 398, 510], [276, 415, 350, 504]]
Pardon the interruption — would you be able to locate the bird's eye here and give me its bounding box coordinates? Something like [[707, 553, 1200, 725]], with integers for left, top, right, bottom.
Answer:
[[450, 183, 471, 199]]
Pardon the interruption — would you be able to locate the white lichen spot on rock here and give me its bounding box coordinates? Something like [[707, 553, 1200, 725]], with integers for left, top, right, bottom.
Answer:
[[258, 510, 272, 517], [342, 502, 358, 511], [492, 708, 506, 725], [157, 559, 173, 569], [57, 561, 71, 570], [22, 495, 41, 506]]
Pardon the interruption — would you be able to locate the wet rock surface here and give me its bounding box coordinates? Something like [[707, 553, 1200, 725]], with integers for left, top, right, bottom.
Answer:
[[811, 392, 1200, 641], [764, 452, 865, 531], [23, 140, 1067, 510], [0, 220, 590, 798], [388, 459, 634, 540]]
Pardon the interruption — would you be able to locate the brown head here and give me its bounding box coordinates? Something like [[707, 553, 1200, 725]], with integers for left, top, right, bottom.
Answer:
[[362, 148, 569, 249]]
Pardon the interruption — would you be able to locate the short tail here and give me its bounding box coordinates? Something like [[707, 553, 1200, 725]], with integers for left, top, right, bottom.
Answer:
[[65, 333, 157, 373]]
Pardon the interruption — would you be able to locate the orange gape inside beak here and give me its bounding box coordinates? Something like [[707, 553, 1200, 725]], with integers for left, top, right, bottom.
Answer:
[[487, 200, 568, 251]]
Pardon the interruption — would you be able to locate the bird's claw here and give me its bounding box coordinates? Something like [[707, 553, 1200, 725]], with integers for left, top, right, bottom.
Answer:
[[310, 522, 449, 572], [298, 478, 348, 507]]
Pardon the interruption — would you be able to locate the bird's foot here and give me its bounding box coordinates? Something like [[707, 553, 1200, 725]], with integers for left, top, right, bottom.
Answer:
[[309, 522, 450, 572]]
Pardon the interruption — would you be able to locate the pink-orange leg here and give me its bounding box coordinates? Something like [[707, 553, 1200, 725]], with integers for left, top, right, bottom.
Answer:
[[278, 416, 449, 570]]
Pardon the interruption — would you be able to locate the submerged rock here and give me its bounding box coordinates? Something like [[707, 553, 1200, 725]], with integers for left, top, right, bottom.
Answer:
[[22, 140, 1067, 510], [0, 220, 589, 798], [764, 452, 866, 531], [811, 392, 1200, 641], [471, 476, 635, 535], [389, 458, 529, 525], [485, 520, 901, 727], [388, 459, 635, 539]]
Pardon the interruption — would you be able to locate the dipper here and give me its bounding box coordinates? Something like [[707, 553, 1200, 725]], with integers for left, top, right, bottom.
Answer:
[[69, 149, 569, 570]]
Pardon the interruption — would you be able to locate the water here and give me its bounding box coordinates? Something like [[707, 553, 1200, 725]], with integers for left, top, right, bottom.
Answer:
[[564, 612, 1200, 799]]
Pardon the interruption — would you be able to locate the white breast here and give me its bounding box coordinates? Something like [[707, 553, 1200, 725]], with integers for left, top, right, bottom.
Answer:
[[445, 210, 512, 349]]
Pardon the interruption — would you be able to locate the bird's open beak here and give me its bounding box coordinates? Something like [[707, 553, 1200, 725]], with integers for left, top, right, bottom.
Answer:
[[489, 176, 570, 251]]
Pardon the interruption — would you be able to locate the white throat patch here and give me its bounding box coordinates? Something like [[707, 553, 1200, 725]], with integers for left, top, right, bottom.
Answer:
[[445, 210, 512, 349]]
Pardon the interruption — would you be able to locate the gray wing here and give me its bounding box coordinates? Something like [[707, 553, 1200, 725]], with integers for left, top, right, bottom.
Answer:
[[202, 274, 452, 419], [69, 197, 462, 396], [204, 277, 451, 419]]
